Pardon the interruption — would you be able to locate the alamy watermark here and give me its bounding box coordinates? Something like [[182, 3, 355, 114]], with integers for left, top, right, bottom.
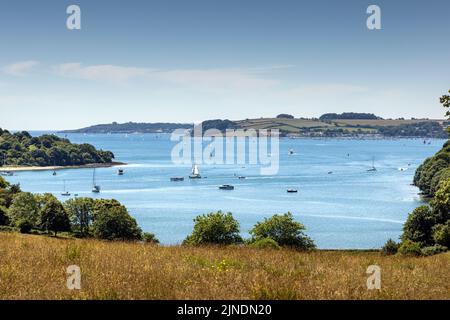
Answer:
[[66, 265, 81, 290], [366, 265, 381, 290], [170, 125, 280, 175]]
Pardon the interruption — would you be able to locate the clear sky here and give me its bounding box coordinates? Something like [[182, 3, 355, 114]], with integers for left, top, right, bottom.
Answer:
[[0, 0, 449, 130]]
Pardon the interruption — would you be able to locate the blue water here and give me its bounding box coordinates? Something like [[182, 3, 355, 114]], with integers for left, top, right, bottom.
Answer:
[[4, 132, 445, 249]]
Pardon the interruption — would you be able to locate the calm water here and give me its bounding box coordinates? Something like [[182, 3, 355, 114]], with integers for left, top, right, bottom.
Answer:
[[5, 132, 445, 249]]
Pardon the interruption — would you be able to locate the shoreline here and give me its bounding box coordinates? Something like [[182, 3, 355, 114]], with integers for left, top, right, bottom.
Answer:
[[1, 161, 127, 172]]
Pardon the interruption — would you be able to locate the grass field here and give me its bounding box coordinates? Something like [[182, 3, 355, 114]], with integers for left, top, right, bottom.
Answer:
[[234, 118, 445, 135], [0, 232, 449, 300]]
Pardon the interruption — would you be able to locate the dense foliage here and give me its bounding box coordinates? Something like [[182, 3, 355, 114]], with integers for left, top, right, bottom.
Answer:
[[0, 128, 114, 167], [377, 121, 448, 139], [0, 177, 150, 241], [198, 119, 239, 133], [249, 212, 315, 250], [183, 211, 243, 245], [319, 112, 382, 120], [92, 199, 142, 241], [397, 89, 450, 256], [276, 114, 294, 119]]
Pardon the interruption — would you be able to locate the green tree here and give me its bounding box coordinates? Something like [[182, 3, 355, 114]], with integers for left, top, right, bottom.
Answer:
[[7, 192, 39, 228], [183, 211, 243, 245], [432, 179, 450, 222], [92, 200, 142, 241], [402, 205, 437, 246], [64, 197, 94, 236], [0, 205, 9, 226], [440, 89, 450, 126], [0, 176, 9, 189], [433, 222, 450, 247], [39, 197, 71, 236], [249, 212, 315, 250]]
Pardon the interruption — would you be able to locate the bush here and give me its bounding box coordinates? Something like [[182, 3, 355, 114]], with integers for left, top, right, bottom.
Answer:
[[402, 205, 438, 245], [250, 212, 315, 250], [249, 238, 281, 250], [92, 200, 142, 241], [398, 240, 423, 256], [18, 219, 33, 234], [183, 211, 243, 246], [142, 232, 159, 244], [421, 245, 448, 256], [381, 239, 399, 255], [432, 222, 450, 247]]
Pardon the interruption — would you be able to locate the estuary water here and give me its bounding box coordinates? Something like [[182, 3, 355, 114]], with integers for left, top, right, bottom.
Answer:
[[5, 132, 445, 249]]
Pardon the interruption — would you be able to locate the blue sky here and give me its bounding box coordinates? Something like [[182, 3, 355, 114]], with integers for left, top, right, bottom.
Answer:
[[0, 0, 449, 130]]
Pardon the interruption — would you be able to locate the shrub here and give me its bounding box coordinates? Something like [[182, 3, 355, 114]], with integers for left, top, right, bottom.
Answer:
[[18, 219, 33, 234], [250, 212, 315, 250], [142, 232, 159, 244], [381, 239, 399, 255], [398, 240, 423, 256], [183, 211, 243, 246], [249, 238, 281, 250], [92, 200, 142, 241], [401, 205, 437, 245], [421, 245, 448, 256], [432, 222, 450, 247]]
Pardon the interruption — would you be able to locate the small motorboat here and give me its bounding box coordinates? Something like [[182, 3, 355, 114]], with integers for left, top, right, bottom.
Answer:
[[289, 149, 294, 155], [287, 189, 298, 193], [52, 171, 57, 176], [238, 176, 246, 180], [170, 177, 184, 182], [219, 184, 235, 190], [0, 171, 13, 176], [117, 169, 124, 175], [328, 171, 333, 175]]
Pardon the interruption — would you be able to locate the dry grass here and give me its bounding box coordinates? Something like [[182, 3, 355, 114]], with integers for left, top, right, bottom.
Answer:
[[0, 233, 449, 300]]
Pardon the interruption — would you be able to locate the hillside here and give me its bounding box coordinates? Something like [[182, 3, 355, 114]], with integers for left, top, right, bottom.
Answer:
[[61, 118, 449, 138], [61, 122, 193, 134], [0, 232, 449, 300], [236, 118, 448, 138]]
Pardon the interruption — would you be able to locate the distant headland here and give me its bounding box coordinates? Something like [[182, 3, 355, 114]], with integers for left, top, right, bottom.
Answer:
[[59, 113, 449, 139]]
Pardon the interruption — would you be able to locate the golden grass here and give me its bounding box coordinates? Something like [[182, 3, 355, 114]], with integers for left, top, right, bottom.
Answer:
[[0, 233, 449, 300]]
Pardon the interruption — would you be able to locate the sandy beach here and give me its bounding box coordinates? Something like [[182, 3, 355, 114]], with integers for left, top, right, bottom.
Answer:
[[1, 162, 126, 172]]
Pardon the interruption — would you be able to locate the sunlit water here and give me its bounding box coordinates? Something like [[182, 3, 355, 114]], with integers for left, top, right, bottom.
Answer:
[[4, 132, 445, 249]]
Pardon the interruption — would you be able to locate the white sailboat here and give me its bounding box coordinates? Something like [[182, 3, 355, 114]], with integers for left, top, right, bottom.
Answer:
[[189, 164, 201, 179], [61, 180, 71, 196], [367, 157, 377, 172], [92, 168, 101, 193]]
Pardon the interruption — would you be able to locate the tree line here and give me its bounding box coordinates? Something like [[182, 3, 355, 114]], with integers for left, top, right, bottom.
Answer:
[[0, 129, 114, 167]]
